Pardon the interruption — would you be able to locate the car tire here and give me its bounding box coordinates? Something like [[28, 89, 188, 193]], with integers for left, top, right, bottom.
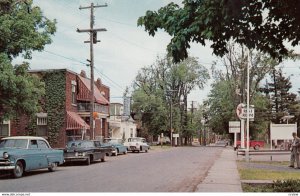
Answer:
[[48, 162, 58, 172], [123, 149, 127, 155], [114, 149, 119, 156], [13, 161, 24, 178], [254, 145, 260, 150], [86, 157, 91, 165], [101, 156, 105, 162]]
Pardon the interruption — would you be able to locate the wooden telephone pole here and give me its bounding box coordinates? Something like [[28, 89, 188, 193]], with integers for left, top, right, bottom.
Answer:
[[77, 3, 107, 140]]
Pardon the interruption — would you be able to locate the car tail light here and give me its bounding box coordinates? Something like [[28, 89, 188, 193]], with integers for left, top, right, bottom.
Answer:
[[3, 152, 8, 159]]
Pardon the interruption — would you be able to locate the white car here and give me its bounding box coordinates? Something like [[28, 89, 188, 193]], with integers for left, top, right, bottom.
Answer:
[[124, 137, 150, 153]]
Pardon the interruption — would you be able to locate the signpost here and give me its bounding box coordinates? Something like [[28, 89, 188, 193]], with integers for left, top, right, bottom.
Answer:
[[173, 133, 179, 147], [236, 104, 255, 149], [229, 121, 240, 148]]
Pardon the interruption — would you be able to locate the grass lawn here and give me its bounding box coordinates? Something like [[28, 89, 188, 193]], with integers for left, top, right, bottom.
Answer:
[[239, 168, 300, 180], [237, 160, 300, 192], [237, 160, 290, 166]]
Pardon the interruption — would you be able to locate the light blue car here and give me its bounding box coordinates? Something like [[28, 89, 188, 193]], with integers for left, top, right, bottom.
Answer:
[[103, 138, 127, 156], [0, 136, 64, 178]]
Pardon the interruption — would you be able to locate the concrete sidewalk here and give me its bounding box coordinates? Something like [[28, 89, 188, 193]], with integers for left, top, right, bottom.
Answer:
[[196, 147, 243, 192]]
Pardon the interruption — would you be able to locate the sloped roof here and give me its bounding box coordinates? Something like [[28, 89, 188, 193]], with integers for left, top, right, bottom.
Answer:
[[78, 76, 109, 105]]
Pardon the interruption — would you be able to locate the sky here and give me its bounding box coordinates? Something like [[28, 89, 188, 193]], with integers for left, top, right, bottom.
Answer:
[[13, 0, 300, 107]]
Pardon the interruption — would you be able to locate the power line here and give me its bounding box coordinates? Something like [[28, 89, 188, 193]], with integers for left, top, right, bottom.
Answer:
[[44, 50, 88, 65], [94, 67, 125, 91]]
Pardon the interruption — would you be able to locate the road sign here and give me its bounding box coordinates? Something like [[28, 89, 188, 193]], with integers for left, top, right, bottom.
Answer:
[[173, 134, 179, 138], [236, 103, 245, 119], [240, 107, 255, 119], [229, 121, 240, 133]]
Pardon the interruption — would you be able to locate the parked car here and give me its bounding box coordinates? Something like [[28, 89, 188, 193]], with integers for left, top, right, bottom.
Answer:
[[236, 140, 265, 150], [0, 136, 64, 178], [64, 140, 108, 165], [103, 138, 127, 156], [209, 140, 229, 147], [124, 137, 150, 153], [92, 140, 114, 156]]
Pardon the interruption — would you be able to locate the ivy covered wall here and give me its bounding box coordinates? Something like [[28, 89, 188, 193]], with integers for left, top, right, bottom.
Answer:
[[44, 71, 66, 146]]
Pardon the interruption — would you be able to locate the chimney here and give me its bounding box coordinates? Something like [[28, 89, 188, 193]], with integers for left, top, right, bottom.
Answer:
[[80, 70, 87, 78], [96, 78, 102, 90]]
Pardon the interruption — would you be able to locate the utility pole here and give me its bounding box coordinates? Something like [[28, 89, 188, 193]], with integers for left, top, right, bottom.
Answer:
[[190, 101, 196, 124], [77, 3, 107, 140]]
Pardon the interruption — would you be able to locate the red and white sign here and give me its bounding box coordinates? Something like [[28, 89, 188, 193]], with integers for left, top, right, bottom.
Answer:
[[236, 103, 254, 120], [236, 103, 245, 119]]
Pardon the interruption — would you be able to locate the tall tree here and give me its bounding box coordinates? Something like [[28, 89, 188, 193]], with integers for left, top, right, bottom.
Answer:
[[0, 0, 56, 124], [260, 69, 298, 123], [138, 0, 300, 62], [131, 56, 209, 143]]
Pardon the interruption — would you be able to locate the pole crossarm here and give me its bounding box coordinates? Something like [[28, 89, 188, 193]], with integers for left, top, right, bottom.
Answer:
[[77, 28, 107, 33], [79, 4, 108, 10]]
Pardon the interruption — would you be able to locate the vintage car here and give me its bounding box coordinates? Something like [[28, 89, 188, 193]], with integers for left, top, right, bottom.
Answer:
[[64, 140, 109, 165], [0, 136, 64, 178], [103, 138, 127, 156], [124, 137, 150, 153]]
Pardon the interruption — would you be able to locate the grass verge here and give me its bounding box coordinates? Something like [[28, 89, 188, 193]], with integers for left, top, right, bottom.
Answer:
[[239, 168, 300, 180], [238, 161, 300, 192]]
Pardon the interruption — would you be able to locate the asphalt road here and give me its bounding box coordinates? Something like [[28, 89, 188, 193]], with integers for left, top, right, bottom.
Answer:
[[0, 146, 223, 192]]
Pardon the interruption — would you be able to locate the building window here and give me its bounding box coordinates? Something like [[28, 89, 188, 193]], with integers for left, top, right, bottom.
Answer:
[[36, 113, 47, 137], [0, 121, 9, 137], [71, 80, 77, 105]]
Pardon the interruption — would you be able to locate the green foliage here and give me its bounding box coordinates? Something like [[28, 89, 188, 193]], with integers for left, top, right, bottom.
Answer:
[[0, 53, 45, 122], [260, 69, 298, 123], [132, 56, 209, 139], [273, 179, 300, 192], [138, 0, 299, 62], [44, 71, 66, 146], [242, 184, 274, 192], [205, 79, 236, 134], [0, 0, 56, 59], [0, 0, 56, 124]]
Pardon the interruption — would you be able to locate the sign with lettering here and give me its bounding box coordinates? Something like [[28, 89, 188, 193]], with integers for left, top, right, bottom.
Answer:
[[240, 107, 255, 119], [229, 121, 240, 133]]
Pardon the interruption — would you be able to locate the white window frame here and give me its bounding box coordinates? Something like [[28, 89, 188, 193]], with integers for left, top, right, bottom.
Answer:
[[71, 80, 77, 105], [37, 113, 47, 125]]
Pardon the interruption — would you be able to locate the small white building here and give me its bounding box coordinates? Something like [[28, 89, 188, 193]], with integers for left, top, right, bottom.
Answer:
[[109, 103, 137, 141]]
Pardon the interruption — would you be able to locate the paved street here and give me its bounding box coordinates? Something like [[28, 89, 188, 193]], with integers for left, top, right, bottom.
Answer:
[[0, 147, 223, 192]]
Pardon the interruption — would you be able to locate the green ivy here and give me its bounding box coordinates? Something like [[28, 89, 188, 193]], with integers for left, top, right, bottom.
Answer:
[[44, 71, 66, 146], [26, 114, 37, 136]]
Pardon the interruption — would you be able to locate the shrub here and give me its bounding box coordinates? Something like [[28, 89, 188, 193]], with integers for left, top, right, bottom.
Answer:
[[273, 179, 300, 192]]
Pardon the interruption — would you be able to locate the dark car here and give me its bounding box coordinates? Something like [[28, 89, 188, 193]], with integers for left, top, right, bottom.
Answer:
[[64, 140, 108, 165]]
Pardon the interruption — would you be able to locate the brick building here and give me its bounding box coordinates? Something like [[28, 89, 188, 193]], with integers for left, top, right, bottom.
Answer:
[[4, 69, 110, 148]]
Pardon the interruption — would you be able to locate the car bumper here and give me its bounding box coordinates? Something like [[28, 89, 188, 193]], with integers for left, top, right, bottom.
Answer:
[[0, 165, 15, 170], [64, 157, 88, 162], [128, 146, 138, 151]]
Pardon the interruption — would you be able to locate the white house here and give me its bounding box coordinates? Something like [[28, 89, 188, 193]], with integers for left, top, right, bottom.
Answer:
[[108, 103, 137, 141]]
